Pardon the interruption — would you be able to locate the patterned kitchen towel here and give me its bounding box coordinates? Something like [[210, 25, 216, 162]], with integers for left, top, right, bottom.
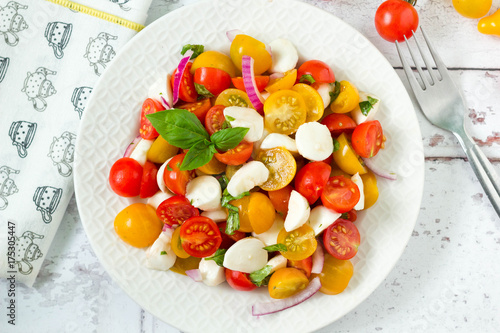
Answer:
[[0, 0, 152, 287]]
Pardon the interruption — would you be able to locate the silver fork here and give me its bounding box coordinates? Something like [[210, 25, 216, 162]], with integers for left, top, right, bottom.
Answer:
[[395, 27, 500, 217]]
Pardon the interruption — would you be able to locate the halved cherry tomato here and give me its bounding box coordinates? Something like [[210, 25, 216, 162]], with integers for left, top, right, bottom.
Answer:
[[264, 90, 307, 135], [177, 98, 212, 123], [351, 120, 384, 158], [156, 195, 199, 226], [265, 69, 297, 94], [230, 192, 276, 233], [277, 224, 317, 261], [109, 157, 143, 197], [114, 203, 163, 248], [291, 83, 324, 122], [343, 209, 358, 222], [288, 256, 313, 278], [205, 105, 226, 135], [268, 267, 309, 299], [140, 98, 164, 140], [214, 141, 253, 165], [171, 62, 197, 103], [225, 268, 257, 291], [321, 113, 358, 137], [267, 184, 293, 214], [170, 256, 201, 275], [256, 147, 296, 191], [294, 161, 331, 205], [218, 222, 246, 249], [231, 76, 270, 92], [179, 216, 222, 258], [332, 133, 367, 175], [360, 170, 379, 209], [163, 153, 193, 195], [297, 60, 335, 84], [191, 50, 237, 77], [215, 88, 253, 108], [147, 135, 179, 164], [330, 81, 359, 114], [139, 161, 159, 198], [197, 155, 226, 175], [313, 253, 353, 295], [171, 226, 190, 259], [321, 176, 360, 213], [194, 67, 231, 96], [230, 34, 272, 75], [323, 219, 360, 260]]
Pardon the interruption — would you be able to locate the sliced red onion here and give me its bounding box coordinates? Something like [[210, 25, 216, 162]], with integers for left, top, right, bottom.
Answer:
[[160, 95, 171, 109], [269, 72, 284, 81], [161, 223, 173, 232], [252, 277, 321, 316], [185, 269, 202, 282], [242, 55, 264, 114], [311, 243, 324, 274], [226, 29, 244, 42], [123, 135, 141, 158], [172, 49, 194, 105], [362, 157, 398, 181]]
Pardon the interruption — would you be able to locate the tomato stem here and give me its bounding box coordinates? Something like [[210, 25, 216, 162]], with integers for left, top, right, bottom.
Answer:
[[405, 0, 417, 6]]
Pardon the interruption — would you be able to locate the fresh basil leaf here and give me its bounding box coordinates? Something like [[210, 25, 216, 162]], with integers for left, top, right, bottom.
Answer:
[[226, 115, 235, 121], [160, 251, 167, 255], [217, 175, 229, 191], [204, 249, 226, 267], [359, 101, 373, 116], [211, 127, 249, 152], [221, 189, 250, 207], [221, 120, 232, 130], [329, 81, 341, 102], [179, 140, 215, 171], [221, 189, 250, 235], [181, 44, 204, 58], [299, 74, 315, 84], [367, 96, 379, 106], [250, 265, 273, 287], [263, 244, 287, 252], [194, 82, 214, 98], [333, 138, 340, 152], [147, 109, 209, 149]]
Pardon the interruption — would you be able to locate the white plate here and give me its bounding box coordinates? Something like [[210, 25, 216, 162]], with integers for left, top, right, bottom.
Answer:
[[74, 0, 424, 331]]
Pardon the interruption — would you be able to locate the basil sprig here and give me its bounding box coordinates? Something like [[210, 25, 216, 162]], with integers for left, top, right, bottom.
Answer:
[[204, 249, 227, 267], [221, 189, 250, 235], [263, 244, 287, 252], [147, 109, 248, 170], [359, 96, 379, 116], [181, 44, 204, 58], [299, 74, 315, 84], [329, 81, 341, 102]]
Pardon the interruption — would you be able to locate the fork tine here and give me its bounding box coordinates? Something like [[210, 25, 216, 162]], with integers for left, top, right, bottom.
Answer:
[[412, 28, 439, 84], [403, 34, 432, 87], [420, 27, 450, 81], [395, 40, 426, 94]]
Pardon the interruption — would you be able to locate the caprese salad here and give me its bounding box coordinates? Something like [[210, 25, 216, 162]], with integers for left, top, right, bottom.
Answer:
[[108, 30, 394, 316]]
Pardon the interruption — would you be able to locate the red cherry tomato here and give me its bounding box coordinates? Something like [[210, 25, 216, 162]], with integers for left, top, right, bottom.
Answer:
[[288, 256, 313, 278], [267, 184, 293, 215], [140, 98, 164, 140], [297, 60, 335, 84], [177, 98, 212, 123], [205, 105, 226, 135], [171, 62, 198, 103], [343, 209, 358, 223], [323, 219, 360, 260], [214, 141, 253, 165], [139, 161, 160, 198], [109, 157, 143, 197], [351, 120, 384, 158], [321, 113, 358, 137], [294, 162, 332, 205], [218, 222, 247, 249], [194, 67, 231, 96], [231, 76, 270, 92], [225, 269, 257, 291], [163, 153, 193, 195], [375, 0, 419, 43], [179, 216, 222, 258], [156, 195, 199, 226], [321, 176, 360, 213]]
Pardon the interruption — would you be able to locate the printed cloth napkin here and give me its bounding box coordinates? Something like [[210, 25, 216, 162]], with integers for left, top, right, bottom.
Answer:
[[0, 0, 152, 287]]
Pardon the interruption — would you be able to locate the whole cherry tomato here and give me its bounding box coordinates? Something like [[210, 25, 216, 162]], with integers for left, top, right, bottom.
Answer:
[[109, 157, 143, 197], [297, 60, 335, 84], [375, 0, 419, 42], [194, 67, 231, 96], [163, 153, 193, 195], [294, 161, 331, 205]]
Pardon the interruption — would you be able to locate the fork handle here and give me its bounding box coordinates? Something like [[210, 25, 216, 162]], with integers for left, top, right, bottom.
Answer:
[[455, 130, 500, 217]]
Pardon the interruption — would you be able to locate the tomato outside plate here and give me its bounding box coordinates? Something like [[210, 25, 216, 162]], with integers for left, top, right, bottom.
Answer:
[[351, 120, 384, 158], [139, 161, 160, 198], [156, 195, 199, 226], [321, 176, 360, 213], [294, 161, 331, 205], [177, 98, 212, 123], [375, 0, 419, 43], [232, 76, 270, 92], [321, 113, 357, 137], [171, 62, 198, 103], [214, 141, 253, 165], [163, 153, 193, 195], [225, 268, 257, 291], [109, 157, 143, 197], [297, 60, 335, 84], [140, 98, 164, 140], [194, 67, 231, 96], [323, 219, 360, 260], [179, 216, 222, 258]]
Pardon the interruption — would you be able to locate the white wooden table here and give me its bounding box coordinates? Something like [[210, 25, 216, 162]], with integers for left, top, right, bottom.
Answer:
[[2, 0, 499, 332]]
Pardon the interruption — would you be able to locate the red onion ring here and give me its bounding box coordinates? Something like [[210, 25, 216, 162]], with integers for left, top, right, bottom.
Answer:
[[123, 135, 141, 158], [172, 49, 194, 105], [362, 157, 398, 181], [185, 269, 202, 282], [242, 55, 264, 114]]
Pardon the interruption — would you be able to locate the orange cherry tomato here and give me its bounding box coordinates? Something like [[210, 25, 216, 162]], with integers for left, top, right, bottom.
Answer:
[[313, 253, 353, 295], [177, 98, 212, 123], [114, 203, 163, 248], [277, 224, 317, 261], [256, 147, 296, 191], [230, 192, 276, 233], [268, 267, 309, 299]]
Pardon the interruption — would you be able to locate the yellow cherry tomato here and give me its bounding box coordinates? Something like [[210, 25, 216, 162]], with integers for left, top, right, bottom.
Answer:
[[191, 50, 237, 77], [277, 224, 317, 261], [170, 256, 201, 275], [114, 203, 163, 248], [257, 147, 297, 191], [147, 135, 179, 164], [265, 69, 298, 94], [330, 80, 359, 114], [268, 267, 309, 299], [332, 133, 367, 175], [230, 34, 272, 75], [264, 90, 307, 135], [313, 253, 353, 295], [360, 170, 379, 209], [453, 0, 492, 19], [215, 88, 253, 108], [291, 83, 324, 122], [478, 9, 500, 36], [171, 226, 190, 259], [230, 192, 276, 233], [197, 155, 226, 175]]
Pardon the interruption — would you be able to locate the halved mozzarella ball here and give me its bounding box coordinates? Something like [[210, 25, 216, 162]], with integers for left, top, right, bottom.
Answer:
[[148, 73, 173, 109], [145, 229, 176, 271], [226, 161, 269, 197], [223, 237, 268, 273], [295, 122, 333, 161], [185, 176, 222, 211], [157, 157, 173, 193], [147, 191, 174, 209], [284, 190, 310, 232], [252, 214, 284, 246], [314, 82, 334, 110], [201, 209, 227, 222], [351, 173, 365, 210], [351, 92, 380, 124], [251, 127, 270, 159], [129, 138, 154, 166], [223, 106, 264, 142], [199, 258, 225, 286], [259, 133, 298, 154], [308, 205, 341, 236], [267, 255, 287, 273], [269, 38, 299, 73]]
